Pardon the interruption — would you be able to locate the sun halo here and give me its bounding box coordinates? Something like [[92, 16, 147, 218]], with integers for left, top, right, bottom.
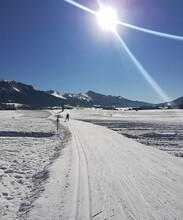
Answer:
[[97, 7, 118, 32]]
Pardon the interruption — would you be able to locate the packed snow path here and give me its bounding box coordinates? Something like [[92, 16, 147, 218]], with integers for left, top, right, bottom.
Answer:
[[70, 125, 92, 219], [30, 117, 183, 220]]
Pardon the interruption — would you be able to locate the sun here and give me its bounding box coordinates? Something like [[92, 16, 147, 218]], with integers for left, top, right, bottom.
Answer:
[[97, 7, 118, 31]]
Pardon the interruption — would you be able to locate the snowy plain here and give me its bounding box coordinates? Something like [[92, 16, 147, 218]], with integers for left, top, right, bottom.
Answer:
[[0, 108, 183, 219], [0, 110, 70, 219], [76, 109, 183, 157]]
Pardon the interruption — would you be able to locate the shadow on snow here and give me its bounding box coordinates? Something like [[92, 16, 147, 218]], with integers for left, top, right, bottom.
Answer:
[[0, 131, 54, 138]]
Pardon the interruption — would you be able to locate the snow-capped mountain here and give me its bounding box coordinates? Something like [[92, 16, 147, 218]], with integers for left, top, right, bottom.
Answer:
[[0, 79, 65, 108], [46, 90, 66, 99], [63, 92, 92, 102], [63, 90, 155, 108]]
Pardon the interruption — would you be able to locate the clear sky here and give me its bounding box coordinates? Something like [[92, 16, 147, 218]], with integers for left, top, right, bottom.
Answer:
[[0, 0, 183, 103]]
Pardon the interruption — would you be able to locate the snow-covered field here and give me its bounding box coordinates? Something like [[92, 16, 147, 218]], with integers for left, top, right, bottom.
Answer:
[[0, 109, 183, 219], [0, 110, 70, 219], [73, 108, 183, 157]]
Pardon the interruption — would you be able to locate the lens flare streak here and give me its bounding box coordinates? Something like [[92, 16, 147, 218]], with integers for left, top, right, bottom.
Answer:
[[65, 0, 97, 15], [114, 31, 171, 102], [118, 21, 183, 41]]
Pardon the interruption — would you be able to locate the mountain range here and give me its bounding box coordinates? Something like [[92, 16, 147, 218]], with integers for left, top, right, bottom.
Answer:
[[0, 79, 65, 109], [62, 90, 155, 108], [0, 79, 182, 109]]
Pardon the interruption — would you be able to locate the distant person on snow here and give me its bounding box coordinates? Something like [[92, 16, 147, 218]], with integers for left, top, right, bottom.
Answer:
[[65, 113, 69, 122]]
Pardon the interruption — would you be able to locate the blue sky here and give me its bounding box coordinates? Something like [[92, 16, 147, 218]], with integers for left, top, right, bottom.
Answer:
[[0, 0, 183, 103]]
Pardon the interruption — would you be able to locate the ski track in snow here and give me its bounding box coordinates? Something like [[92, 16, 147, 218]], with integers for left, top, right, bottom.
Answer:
[[70, 125, 92, 219], [68, 119, 183, 220]]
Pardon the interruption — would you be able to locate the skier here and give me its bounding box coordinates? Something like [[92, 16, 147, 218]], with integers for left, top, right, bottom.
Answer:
[[65, 113, 69, 122]]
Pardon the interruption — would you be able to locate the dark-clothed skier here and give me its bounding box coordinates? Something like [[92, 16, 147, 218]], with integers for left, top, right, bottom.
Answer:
[[65, 113, 69, 122]]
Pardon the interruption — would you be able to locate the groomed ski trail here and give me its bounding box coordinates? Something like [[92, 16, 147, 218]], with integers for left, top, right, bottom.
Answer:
[[70, 125, 92, 220], [67, 119, 183, 220], [29, 116, 183, 220]]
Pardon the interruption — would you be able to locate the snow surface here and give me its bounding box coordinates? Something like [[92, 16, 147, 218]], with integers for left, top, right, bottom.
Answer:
[[0, 79, 11, 83], [77, 93, 93, 102], [3, 103, 25, 108], [1, 109, 183, 219], [50, 91, 67, 100], [0, 110, 70, 219], [65, 93, 93, 102], [13, 87, 20, 93], [75, 109, 183, 157]]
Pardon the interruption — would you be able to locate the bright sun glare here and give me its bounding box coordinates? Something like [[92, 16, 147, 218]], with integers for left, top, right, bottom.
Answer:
[[97, 7, 118, 31]]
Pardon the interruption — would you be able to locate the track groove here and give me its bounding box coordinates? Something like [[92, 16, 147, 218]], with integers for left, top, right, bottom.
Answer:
[[71, 126, 92, 219]]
